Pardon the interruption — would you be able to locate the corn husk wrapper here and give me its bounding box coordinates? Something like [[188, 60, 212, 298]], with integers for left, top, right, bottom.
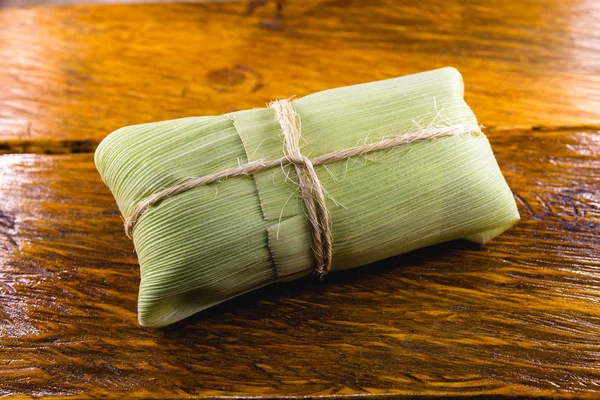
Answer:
[[95, 67, 519, 327]]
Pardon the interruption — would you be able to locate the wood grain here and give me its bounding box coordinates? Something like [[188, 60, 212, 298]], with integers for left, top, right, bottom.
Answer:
[[1, 127, 599, 397], [2, 0, 600, 152], [2, 0, 600, 397]]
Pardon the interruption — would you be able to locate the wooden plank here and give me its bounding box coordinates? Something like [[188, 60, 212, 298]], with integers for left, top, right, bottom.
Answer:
[[1, 0, 600, 151], [1, 127, 599, 398]]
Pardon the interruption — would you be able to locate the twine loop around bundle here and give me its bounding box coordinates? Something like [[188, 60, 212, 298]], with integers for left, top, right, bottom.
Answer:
[[124, 99, 481, 279], [271, 100, 333, 278]]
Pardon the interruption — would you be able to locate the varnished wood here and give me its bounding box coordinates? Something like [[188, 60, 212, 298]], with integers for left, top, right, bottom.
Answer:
[[2, 0, 600, 152], [2, 0, 600, 397], [1, 127, 599, 397]]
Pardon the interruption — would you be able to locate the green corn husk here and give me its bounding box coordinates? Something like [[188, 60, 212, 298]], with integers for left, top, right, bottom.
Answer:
[[95, 67, 519, 327]]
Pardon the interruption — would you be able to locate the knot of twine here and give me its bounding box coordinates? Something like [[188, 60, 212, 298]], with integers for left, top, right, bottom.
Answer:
[[124, 99, 481, 279]]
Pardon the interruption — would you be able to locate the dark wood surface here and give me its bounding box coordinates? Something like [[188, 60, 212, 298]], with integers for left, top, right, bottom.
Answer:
[[1, 0, 600, 398], [2, 128, 600, 398]]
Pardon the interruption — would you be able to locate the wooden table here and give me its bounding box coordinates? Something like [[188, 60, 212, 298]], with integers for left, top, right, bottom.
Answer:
[[1, 0, 599, 398]]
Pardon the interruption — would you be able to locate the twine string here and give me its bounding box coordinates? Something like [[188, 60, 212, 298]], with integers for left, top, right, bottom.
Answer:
[[124, 99, 481, 278], [270, 100, 333, 278]]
